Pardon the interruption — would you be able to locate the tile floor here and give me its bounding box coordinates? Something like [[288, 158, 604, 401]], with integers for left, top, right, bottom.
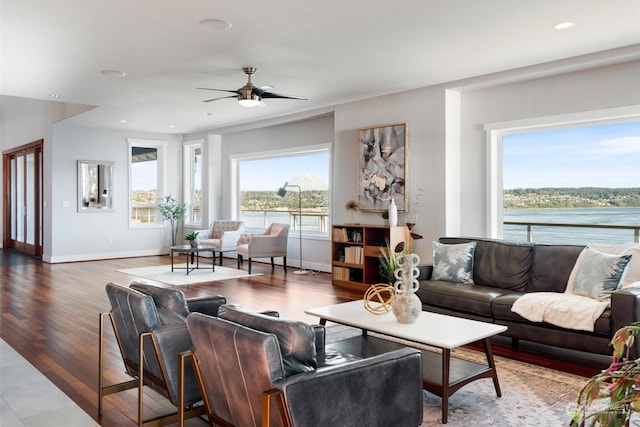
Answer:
[[0, 339, 99, 427]]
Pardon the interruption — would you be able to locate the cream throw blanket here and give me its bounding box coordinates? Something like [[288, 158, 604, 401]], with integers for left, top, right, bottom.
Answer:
[[511, 292, 609, 332]]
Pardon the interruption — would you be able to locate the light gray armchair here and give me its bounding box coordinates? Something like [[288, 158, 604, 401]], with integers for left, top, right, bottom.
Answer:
[[237, 223, 290, 274], [195, 220, 245, 265]]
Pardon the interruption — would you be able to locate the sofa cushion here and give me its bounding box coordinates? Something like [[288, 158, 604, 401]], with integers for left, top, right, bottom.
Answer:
[[431, 241, 476, 284], [567, 247, 632, 302], [529, 244, 584, 293], [439, 238, 533, 291], [416, 280, 512, 317], [218, 305, 317, 376]]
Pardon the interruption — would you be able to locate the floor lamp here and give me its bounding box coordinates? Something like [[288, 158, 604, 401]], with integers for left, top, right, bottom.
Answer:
[[277, 182, 309, 275]]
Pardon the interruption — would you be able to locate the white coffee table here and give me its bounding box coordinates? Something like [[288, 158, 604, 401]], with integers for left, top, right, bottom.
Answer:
[[305, 300, 508, 424]]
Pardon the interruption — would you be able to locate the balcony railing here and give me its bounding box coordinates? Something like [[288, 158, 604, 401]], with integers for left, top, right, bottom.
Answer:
[[240, 209, 329, 233], [504, 221, 640, 244]]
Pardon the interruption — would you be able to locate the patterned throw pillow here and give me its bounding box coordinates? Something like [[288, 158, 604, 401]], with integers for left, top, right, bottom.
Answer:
[[432, 241, 477, 284], [569, 247, 632, 302]]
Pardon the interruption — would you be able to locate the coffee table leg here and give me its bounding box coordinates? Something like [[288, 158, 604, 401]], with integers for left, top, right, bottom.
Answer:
[[483, 338, 502, 397], [171, 250, 175, 272], [441, 348, 451, 424]]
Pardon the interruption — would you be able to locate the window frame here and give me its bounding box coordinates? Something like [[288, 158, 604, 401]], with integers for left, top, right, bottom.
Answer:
[[127, 138, 167, 229], [485, 106, 640, 239], [230, 143, 332, 238], [183, 139, 203, 228]]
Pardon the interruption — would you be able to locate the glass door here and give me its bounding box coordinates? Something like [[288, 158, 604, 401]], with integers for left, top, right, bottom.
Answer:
[[3, 140, 43, 257]]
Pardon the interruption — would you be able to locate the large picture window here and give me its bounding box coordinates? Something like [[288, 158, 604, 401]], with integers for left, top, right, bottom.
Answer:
[[232, 145, 331, 236], [128, 138, 166, 228], [488, 115, 640, 245]]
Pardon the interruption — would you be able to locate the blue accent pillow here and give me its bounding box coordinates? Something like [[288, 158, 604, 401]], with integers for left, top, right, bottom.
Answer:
[[570, 247, 632, 301], [432, 241, 477, 284]]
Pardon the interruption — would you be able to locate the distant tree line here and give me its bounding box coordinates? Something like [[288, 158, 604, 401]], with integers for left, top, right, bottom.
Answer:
[[504, 187, 640, 209], [241, 190, 329, 211]]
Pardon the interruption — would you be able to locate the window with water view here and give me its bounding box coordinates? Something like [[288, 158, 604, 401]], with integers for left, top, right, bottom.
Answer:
[[238, 149, 330, 235], [502, 120, 640, 245]]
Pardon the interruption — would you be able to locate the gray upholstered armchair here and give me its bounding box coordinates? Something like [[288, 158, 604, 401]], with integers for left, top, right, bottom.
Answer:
[[185, 305, 423, 427], [98, 282, 226, 426], [195, 220, 245, 265], [237, 223, 290, 274]]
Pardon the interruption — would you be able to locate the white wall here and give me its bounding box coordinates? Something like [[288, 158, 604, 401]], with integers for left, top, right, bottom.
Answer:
[[46, 125, 183, 262]]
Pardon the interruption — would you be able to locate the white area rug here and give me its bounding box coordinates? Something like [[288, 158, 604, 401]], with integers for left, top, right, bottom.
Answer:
[[117, 264, 259, 285]]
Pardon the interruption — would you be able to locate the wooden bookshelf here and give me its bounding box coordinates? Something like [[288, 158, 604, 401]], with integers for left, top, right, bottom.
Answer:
[[331, 224, 411, 292]]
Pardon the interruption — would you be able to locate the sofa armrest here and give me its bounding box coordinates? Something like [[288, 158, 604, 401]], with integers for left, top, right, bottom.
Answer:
[[418, 264, 433, 281], [611, 288, 640, 358], [187, 296, 227, 317], [275, 348, 422, 427]]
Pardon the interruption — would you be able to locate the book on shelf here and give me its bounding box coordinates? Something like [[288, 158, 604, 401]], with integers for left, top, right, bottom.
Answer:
[[332, 227, 350, 242], [333, 266, 350, 280], [343, 246, 363, 264]]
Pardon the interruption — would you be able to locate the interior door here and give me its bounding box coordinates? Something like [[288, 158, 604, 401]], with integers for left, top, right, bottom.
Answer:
[[3, 140, 43, 257]]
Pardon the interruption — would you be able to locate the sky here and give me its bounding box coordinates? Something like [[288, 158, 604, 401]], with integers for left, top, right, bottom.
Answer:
[[239, 152, 329, 191], [503, 121, 640, 189]]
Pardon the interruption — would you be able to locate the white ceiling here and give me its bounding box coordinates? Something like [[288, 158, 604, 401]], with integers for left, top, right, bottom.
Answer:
[[2, 0, 640, 135]]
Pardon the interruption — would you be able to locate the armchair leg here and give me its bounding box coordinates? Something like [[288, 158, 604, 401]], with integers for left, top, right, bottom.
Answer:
[[218, 252, 223, 266], [248, 258, 252, 274], [271, 257, 275, 270], [237, 255, 242, 269], [283, 257, 287, 273]]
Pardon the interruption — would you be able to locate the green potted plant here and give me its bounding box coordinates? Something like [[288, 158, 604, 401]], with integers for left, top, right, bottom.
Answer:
[[185, 231, 199, 248], [379, 239, 406, 284], [157, 195, 187, 246], [571, 322, 640, 426]]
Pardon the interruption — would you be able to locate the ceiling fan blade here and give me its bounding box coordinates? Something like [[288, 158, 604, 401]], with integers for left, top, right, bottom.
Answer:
[[202, 95, 237, 103], [253, 85, 273, 96], [260, 91, 307, 100], [197, 88, 239, 95]]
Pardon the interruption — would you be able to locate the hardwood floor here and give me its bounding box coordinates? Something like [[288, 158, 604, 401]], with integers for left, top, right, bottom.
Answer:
[[0, 249, 610, 426]]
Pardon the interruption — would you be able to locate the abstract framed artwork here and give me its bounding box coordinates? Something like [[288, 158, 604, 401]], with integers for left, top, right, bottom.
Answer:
[[357, 122, 407, 211]]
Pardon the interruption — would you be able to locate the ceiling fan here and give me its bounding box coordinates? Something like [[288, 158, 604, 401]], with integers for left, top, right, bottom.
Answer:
[[198, 67, 307, 107]]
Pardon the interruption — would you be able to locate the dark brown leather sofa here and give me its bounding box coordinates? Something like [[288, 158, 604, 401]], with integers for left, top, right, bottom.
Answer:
[[416, 237, 640, 358]]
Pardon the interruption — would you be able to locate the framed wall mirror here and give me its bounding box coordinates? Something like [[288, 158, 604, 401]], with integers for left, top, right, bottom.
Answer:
[[78, 160, 115, 212]]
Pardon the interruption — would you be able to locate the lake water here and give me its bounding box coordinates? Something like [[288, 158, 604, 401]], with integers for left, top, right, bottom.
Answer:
[[503, 207, 640, 245]]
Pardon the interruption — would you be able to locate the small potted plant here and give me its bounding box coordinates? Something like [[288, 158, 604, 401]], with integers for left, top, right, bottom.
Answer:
[[185, 231, 199, 248]]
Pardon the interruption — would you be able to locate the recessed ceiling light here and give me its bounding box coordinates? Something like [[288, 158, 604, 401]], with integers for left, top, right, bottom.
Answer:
[[199, 19, 232, 30], [49, 94, 62, 99], [169, 124, 176, 128], [119, 119, 127, 123], [553, 22, 576, 31], [101, 69, 127, 77]]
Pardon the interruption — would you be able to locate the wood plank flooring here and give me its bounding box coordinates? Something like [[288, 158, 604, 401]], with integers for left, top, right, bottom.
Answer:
[[0, 249, 610, 426]]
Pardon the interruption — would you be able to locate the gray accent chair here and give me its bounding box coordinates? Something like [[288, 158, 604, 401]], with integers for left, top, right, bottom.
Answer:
[[195, 220, 245, 265], [186, 305, 424, 427], [98, 282, 226, 426], [237, 223, 290, 274]]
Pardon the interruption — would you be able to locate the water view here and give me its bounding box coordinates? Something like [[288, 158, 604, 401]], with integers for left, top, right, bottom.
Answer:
[[503, 207, 640, 245]]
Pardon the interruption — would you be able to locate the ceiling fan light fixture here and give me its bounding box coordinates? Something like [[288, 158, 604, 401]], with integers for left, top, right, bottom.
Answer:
[[238, 98, 261, 107], [237, 85, 261, 107]]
